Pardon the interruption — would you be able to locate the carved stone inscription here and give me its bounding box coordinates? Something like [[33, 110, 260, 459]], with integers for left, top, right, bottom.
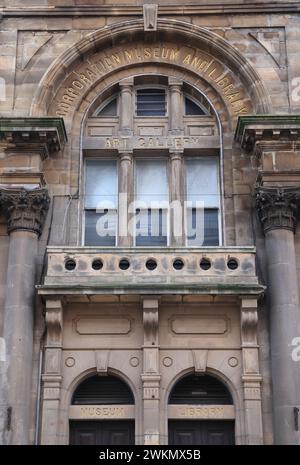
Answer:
[[69, 405, 135, 420], [168, 404, 235, 419], [55, 42, 251, 118]]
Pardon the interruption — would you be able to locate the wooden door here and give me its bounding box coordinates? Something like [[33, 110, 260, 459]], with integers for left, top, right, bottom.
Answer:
[[169, 420, 235, 445], [69, 420, 135, 445]]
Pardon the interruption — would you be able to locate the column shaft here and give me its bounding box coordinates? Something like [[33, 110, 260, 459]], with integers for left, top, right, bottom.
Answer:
[[169, 80, 183, 134], [265, 228, 300, 444], [0, 187, 49, 445], [3, 231, 38, 444], [118, 152, 133, 246], [119, 80, 133, 135], [169, 152, 184, 246], [255, 186, 300, 444]]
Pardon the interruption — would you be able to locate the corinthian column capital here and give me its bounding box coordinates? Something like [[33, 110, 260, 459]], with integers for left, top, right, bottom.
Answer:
[[0, 187, 50, 236], [255, 186, 300, 234]]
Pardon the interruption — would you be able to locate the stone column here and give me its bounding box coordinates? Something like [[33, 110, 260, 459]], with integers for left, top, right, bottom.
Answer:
[[141, 298, 160, 445], [240, 298, 264, 444], [119, 78, 134, 136], [0, 188, 50, 445], [169, 151, 184, 246], [255, 186, 300, 444], [40, 299, 63, 445], [118, 152, 133, 247], [169, 78, 183, 135]]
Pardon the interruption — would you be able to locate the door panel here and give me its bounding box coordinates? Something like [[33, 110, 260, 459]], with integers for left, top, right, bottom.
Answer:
[[169, 420, 234, 445], [70, 421, 135, 445]]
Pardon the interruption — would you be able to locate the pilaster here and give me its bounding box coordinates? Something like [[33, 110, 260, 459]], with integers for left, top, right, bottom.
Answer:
[[141, 297, 160, 445], [240, 298, 263, 444], [41, 299, 63, 445]]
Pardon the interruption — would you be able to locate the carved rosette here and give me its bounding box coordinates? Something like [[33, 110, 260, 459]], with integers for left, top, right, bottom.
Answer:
[[255, 187, 300, 234], [0, 187, 50, 236]]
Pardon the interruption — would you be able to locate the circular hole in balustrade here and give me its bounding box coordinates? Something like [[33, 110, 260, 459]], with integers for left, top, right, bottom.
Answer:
[[119, 258, 130, 270], [200, 258, 211, 270], [92, 259, 103, 271], [227, 258, 239, 270], [65, 259, 76, 271], [146, 259, 157, 271], [173, 259, 184, 270]]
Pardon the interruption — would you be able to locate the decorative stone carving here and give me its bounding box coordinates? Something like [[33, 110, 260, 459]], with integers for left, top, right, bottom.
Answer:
[[142, 298, 159, 346], [95, 350, 110, 375], [255, 186, 300, 234], [129, 357, 139, 367], [192, 350, 208, 373], [65, 357, 75, 368], [45, 300, 63, 347], [241, 299, 258, 346], [0, 187, 50, 236], [143, 4, 158, 32], [162, 356, 173, 367], [228, 357, 238, 367]]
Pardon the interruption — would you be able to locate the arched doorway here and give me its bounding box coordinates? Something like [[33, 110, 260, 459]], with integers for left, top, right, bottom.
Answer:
[[168, 373, 235, 445], [69, 374, 135, 445]]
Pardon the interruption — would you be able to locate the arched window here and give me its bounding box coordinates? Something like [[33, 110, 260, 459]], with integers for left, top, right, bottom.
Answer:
[[72, 375, 134, 405], [83, 76, 222, 247], [185, 97, 206, 116], [169, 373, 233, 405], [96, 97, 118, 117], [136, 88, 166, 116]]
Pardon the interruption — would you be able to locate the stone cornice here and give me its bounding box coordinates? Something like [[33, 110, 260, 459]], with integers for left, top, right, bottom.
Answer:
[[235, 115, 300, 155], [1, 3, 299, 17], [0, 118, 67, 159], [0, 187, 50, 236], [255, 186, 300, 234]]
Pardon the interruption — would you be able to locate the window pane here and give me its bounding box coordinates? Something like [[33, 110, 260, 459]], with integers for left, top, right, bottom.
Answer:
[[136, 89, 166, 116], [97, 98, 118, 117], [85, 210, 116, 246], [85, 159, 117, 208], [187, 208, 219, 246], [135, 159, 168, 203], [135, 209, 168, 246], [135, 159, 169, 245], [186, 158, 219, 208], [185, 97, 205, 116]]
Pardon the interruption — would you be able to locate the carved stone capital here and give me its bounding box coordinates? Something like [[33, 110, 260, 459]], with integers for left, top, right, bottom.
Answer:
[[255, 186, 300, 234], [0, 187, 50, 236]]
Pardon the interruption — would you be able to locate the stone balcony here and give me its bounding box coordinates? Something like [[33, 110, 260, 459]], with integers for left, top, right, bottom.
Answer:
[[37, 246, 264, 299]]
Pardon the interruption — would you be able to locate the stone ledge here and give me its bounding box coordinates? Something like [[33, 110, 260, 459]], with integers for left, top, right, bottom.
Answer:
[[0, 117, 67, 159], [38, 246, 264, 297], [37, 282, 265, 297], [235, 115, 300, 154], [1, 3, 299, 16]]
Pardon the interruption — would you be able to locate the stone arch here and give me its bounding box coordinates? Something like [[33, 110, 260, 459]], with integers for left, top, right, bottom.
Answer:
[[165, 367, 239, 412], [65, 367, 138, 408], [163, 366, 244, 445], [30, 18, 272, 121]]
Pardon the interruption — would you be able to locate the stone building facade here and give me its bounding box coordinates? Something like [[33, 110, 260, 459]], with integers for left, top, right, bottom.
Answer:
[[0, 0, 300, 445]]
